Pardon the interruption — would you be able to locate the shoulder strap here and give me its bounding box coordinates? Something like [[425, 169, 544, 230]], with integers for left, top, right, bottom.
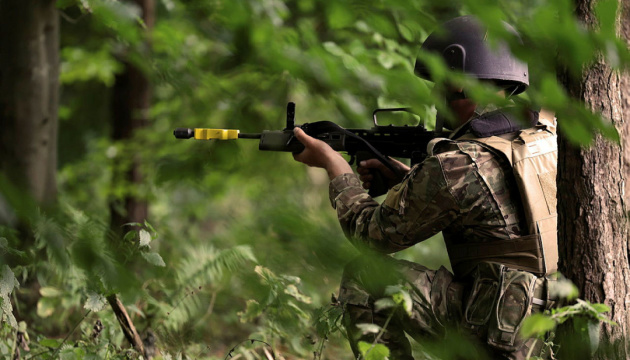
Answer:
[[469, 108, 538, 138]]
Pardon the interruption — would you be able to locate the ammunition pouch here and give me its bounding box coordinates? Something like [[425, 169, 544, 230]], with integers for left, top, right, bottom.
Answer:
[[463, 262, 553, 352]]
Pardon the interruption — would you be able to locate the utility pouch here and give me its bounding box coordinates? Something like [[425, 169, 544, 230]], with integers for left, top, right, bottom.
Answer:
[[463, 262, 503, 332], [487, 268, 538, 352]]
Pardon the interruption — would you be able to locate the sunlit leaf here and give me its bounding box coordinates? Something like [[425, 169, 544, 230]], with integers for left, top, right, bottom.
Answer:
[[590, 303, 611, 314], [284, 284, 312, 304], [356, 323, 381, 335], [37, 297, 58, 318], [141, 252, 166, 267], [374, 298, 396, 312], [358, 341, 390, 360], [548, 276, 579, 301], [139, 229, 152, 247], [84, 292, 107, 312], [40, 287, 63, 298]]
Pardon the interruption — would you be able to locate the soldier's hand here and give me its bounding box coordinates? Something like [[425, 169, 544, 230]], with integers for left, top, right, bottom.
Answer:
[[357, 158, 410, 190], [292, 127, 352, 179]]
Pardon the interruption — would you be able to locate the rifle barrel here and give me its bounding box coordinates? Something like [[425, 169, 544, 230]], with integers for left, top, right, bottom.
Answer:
[[238, 133, 262, 139]]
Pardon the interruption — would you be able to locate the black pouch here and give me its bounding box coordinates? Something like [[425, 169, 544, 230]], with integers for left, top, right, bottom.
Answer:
[[463, 263, 503, 332], [487, 269, 537, 352]]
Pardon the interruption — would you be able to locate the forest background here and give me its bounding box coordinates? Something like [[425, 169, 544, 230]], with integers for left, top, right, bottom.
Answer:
[[0, 0, 629, 359]]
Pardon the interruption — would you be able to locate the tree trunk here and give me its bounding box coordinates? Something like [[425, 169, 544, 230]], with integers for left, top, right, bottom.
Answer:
[[107, 1, 155, 358], [109, 0, 155, 233], [0, 0, 59, 206], [557, 0, 630, 358], [620, 0, 630, 206]]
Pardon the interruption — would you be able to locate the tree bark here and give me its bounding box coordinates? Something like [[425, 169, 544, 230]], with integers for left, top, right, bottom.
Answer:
[[557, 0, 630, 358], [620, 0, 630, 206], [0, 0, 59, 206], [107, 294, 146, 356], [107, 1, 155, 358], [109, 0, 155, 233]]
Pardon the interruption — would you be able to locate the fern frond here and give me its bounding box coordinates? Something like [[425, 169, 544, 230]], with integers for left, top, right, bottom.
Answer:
[[161, 244, 257, 329], [178, 245, 257, 287]]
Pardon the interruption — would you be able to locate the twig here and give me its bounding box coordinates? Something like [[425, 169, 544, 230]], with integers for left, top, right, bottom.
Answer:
[[263, 347, 275, 360], [224, 339, 276, 360], [194, 345, 211, 359], [363, 309, 396, 359], [106, 294, 146, 357], [59, 10, 88, 24], [207, 291, 217, 318], [526, 338, 539, 360], [11, 326, 17, 360], [50, 310, 92, 359]]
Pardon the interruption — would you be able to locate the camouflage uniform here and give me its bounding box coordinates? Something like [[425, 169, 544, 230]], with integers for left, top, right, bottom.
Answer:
[[329, 118, 553, 359]]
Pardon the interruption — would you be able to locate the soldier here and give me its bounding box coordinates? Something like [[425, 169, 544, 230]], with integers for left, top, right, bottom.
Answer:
[[293, 15, 557, 360]]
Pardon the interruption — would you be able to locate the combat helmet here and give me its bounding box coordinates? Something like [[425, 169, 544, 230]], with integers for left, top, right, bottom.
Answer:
[[414, 15, 529, 95]]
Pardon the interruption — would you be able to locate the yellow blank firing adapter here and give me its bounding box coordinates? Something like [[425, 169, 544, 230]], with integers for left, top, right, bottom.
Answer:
[[173, 128, 240, 140], [194, 128, 239, 140]]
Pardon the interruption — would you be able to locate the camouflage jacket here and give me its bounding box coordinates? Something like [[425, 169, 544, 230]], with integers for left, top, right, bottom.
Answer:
[[329, 129, 526, 278]]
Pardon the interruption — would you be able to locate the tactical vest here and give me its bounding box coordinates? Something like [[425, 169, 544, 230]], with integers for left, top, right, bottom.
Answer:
[[431, 110, 558, 276]]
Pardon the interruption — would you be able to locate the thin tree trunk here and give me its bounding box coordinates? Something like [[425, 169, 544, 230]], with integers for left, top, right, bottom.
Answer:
[[557, 0, 630, 358], [107, 1, 155, 358], [109, 0, 154, 233], [620, 0, 630, 206], [0, 0, 59, 206]]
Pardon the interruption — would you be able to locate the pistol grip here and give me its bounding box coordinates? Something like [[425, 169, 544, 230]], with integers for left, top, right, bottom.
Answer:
[[356, 151, 389, 197]]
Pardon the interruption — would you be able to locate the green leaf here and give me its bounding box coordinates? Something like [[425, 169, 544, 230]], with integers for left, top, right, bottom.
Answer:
[[520, 313, 556, 338], [284, 284, 312, 304], [0, 265, 18, 328], [56, 0, 77, 9], [60, 46, 124, 86], [374, 298, 396, 312], [141, 252, 166, 267], [0, 237, 26, 259], [1, 296, 16, 328], [358, 341, 390, 360], [139, 229, 152, 248], [587, 320, 601, 354], [0, 265, 18, 297], [385, 285, 413, 316], [594, 0, 618, 38], [40, 287, 63, 298], [573, 316, 601, 355], [37, 297, 58, 318], [84, 292, 107, 312], [356, 323, 381, 335], [40, 338, 62, 348], [326, 2, 354, 29], [238, 299, 262, 322], [397, 23, 414, 42], [590, 303, 611, 314], [549, 277, 579, 300]]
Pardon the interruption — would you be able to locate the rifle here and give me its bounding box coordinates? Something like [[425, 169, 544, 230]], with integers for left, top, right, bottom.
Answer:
[[174, 102, 449, 197]]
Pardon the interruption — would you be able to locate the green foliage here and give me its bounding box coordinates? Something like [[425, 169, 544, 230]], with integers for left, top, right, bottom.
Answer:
[[60, 45, 123, 86], [0, 265, 19, 328], [520, 279, 616, 359], [4, 0, 627, 358], [236, 266, 316, 356], [358, 341, 390, 360]]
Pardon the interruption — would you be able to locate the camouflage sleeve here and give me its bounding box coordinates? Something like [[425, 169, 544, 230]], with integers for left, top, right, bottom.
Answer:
[[328, 157, 459, 253]]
